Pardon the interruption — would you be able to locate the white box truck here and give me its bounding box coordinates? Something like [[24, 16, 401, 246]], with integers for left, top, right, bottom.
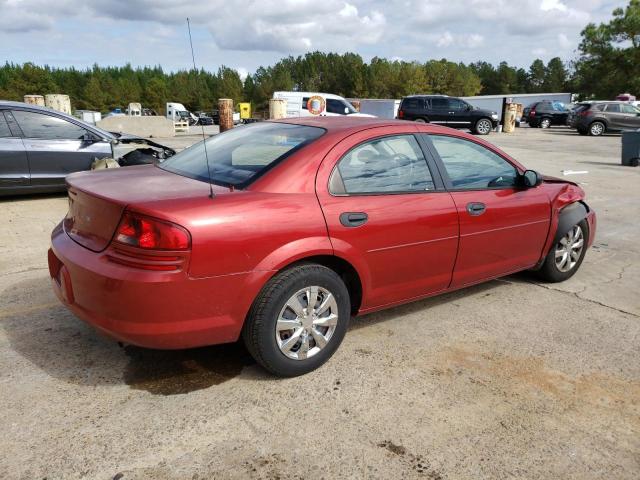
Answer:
[[272, 92, 375, 118]]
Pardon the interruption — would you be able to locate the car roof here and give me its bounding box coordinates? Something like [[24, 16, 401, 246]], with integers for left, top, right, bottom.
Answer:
[[269, 116, 454, 135], [0, 100, 115, 138], [402, 95, 449, 99]]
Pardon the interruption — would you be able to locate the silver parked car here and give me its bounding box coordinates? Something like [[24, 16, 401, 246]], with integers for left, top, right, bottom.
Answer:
[[0, 101, 174, 196], [569, 101, 640, 136]]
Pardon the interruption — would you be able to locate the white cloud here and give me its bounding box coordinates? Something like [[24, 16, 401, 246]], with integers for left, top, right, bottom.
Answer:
[[541, 0, 568, 11], [558, 33, 572, 49], [436, 31, 454, 47], [0, 0, 627, 72]]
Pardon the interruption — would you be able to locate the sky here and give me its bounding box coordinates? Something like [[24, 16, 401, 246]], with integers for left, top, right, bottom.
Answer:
[[0, 0, 626, 76]]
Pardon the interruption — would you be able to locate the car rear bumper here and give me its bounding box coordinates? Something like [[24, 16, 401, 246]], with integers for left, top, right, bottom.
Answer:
[[49, 222, 270, 349]]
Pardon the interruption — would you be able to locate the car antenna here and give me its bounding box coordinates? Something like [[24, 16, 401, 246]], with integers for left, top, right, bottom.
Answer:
[[187, 17, 215, 199]]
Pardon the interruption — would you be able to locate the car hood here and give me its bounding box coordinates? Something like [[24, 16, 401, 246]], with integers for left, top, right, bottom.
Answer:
[[542, 174, 578, 186]]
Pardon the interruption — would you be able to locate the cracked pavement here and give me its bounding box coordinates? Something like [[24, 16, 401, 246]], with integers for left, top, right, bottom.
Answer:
[[0, 127, 638, 479]]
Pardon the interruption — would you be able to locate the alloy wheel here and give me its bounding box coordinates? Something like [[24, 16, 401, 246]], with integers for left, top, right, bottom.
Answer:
[[540, 118, 551, 129], [275, 286, 339, 360], [554, 225, 584, 273], [477, 119, 492, 134], [590, 122, 605, 136]]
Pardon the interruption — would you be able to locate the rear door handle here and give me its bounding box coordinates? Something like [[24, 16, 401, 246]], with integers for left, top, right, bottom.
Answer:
[[466, 202, 486, 216], [339, 212, 368, 227]]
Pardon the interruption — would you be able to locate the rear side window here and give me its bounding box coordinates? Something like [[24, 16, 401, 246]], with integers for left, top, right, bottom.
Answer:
[[330, 135, 434, 194], [0, 113, 12, 137], [605, 104, 621, 113], [430, 135, 518, 189], [552, 101, 567, 111], [402, 98, 423, 110], [12, 110, 88, 140], [431, 98, 449, 109]]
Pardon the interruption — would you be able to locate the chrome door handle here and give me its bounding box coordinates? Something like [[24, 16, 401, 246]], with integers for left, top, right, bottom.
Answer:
[[466, 202, 486, 216]]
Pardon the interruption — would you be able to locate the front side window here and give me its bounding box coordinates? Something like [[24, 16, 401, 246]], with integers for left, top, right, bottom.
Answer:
[[11, 110, 89, 140], [326, 99, 357, 115], [448, 99, 466, 111], [430, 135, 518, 189], [622, 104, 640, 114], [160, 122, 324, 187], [330, 135, 434, 194]]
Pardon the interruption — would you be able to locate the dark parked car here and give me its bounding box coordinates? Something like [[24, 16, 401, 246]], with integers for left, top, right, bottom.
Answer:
[[397, 95, 499, 135], [49, 117, 596, 377], [522, 101, 569, 128], [569, 101, 640, 136], [0, 101, 175, 196], [195, 113, 214, 126]]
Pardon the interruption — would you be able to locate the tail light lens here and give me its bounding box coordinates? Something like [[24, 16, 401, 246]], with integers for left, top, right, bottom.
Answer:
[[530, 108, 536, 117], [114, 211, 190, 250], [579, 109, 592, 117], [398, 109, 404, 119]]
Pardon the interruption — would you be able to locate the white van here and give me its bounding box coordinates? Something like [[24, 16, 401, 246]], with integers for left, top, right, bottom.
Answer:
[[272, 91, 375, 118]]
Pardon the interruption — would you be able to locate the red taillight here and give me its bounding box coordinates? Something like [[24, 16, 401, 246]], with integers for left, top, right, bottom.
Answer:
[[114, 212, 190, 250], [530, 108, 536, 117], [579, 109, 592, 117], [398, 110, 404, 119]]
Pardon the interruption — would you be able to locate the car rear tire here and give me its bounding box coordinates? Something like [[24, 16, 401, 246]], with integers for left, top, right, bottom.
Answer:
[[474, 118, 493, 135], [536, 220, 588, 283], [242, 264, 350, 377], [540, 118, 551, 129], [589, 121, 606, 136], [414, 118, 427, 123]]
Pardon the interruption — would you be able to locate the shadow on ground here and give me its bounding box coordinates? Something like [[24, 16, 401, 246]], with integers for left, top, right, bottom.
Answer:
[[1, 274, 529, 395]]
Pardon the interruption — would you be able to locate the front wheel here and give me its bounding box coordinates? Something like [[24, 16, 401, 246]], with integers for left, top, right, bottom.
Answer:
[[536, 220, 588, 283], [242, 264, 350, 377], [474, 118, 493, 135]]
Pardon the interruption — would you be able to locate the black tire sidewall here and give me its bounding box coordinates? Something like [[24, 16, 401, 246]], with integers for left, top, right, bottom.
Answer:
[[538, 219, 589, 283], [244, 265, 350, 377]]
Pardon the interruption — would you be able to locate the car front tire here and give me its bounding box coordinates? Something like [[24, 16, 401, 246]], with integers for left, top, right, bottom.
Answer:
[[536, 220, 588, 283], [242, 264, 350, 377], [474, 118, 493, 135]]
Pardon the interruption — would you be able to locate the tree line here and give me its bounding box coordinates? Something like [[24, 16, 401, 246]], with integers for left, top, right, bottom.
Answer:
[[0, 0, 637, 115]]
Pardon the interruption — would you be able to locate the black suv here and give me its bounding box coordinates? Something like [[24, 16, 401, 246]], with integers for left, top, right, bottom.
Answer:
[[397, 95, 499, 135], [522, 100, 569, 128]]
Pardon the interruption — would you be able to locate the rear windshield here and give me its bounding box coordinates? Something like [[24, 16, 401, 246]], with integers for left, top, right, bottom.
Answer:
[[573, 103, 591, 113], [159, 122, 325, 187]]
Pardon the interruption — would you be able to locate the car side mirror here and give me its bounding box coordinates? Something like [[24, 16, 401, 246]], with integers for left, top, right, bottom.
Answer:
[[522, 170, 542, 188]]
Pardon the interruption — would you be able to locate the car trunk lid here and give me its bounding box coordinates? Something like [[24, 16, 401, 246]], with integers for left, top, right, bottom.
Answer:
[[63, 165, 225, 252]]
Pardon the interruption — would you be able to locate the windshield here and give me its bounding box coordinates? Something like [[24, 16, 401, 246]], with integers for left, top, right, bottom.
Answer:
[[159, 122, 325, 187]]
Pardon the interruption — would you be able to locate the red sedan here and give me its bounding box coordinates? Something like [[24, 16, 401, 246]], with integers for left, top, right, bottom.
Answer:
[[49, 118, 596, 376]]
